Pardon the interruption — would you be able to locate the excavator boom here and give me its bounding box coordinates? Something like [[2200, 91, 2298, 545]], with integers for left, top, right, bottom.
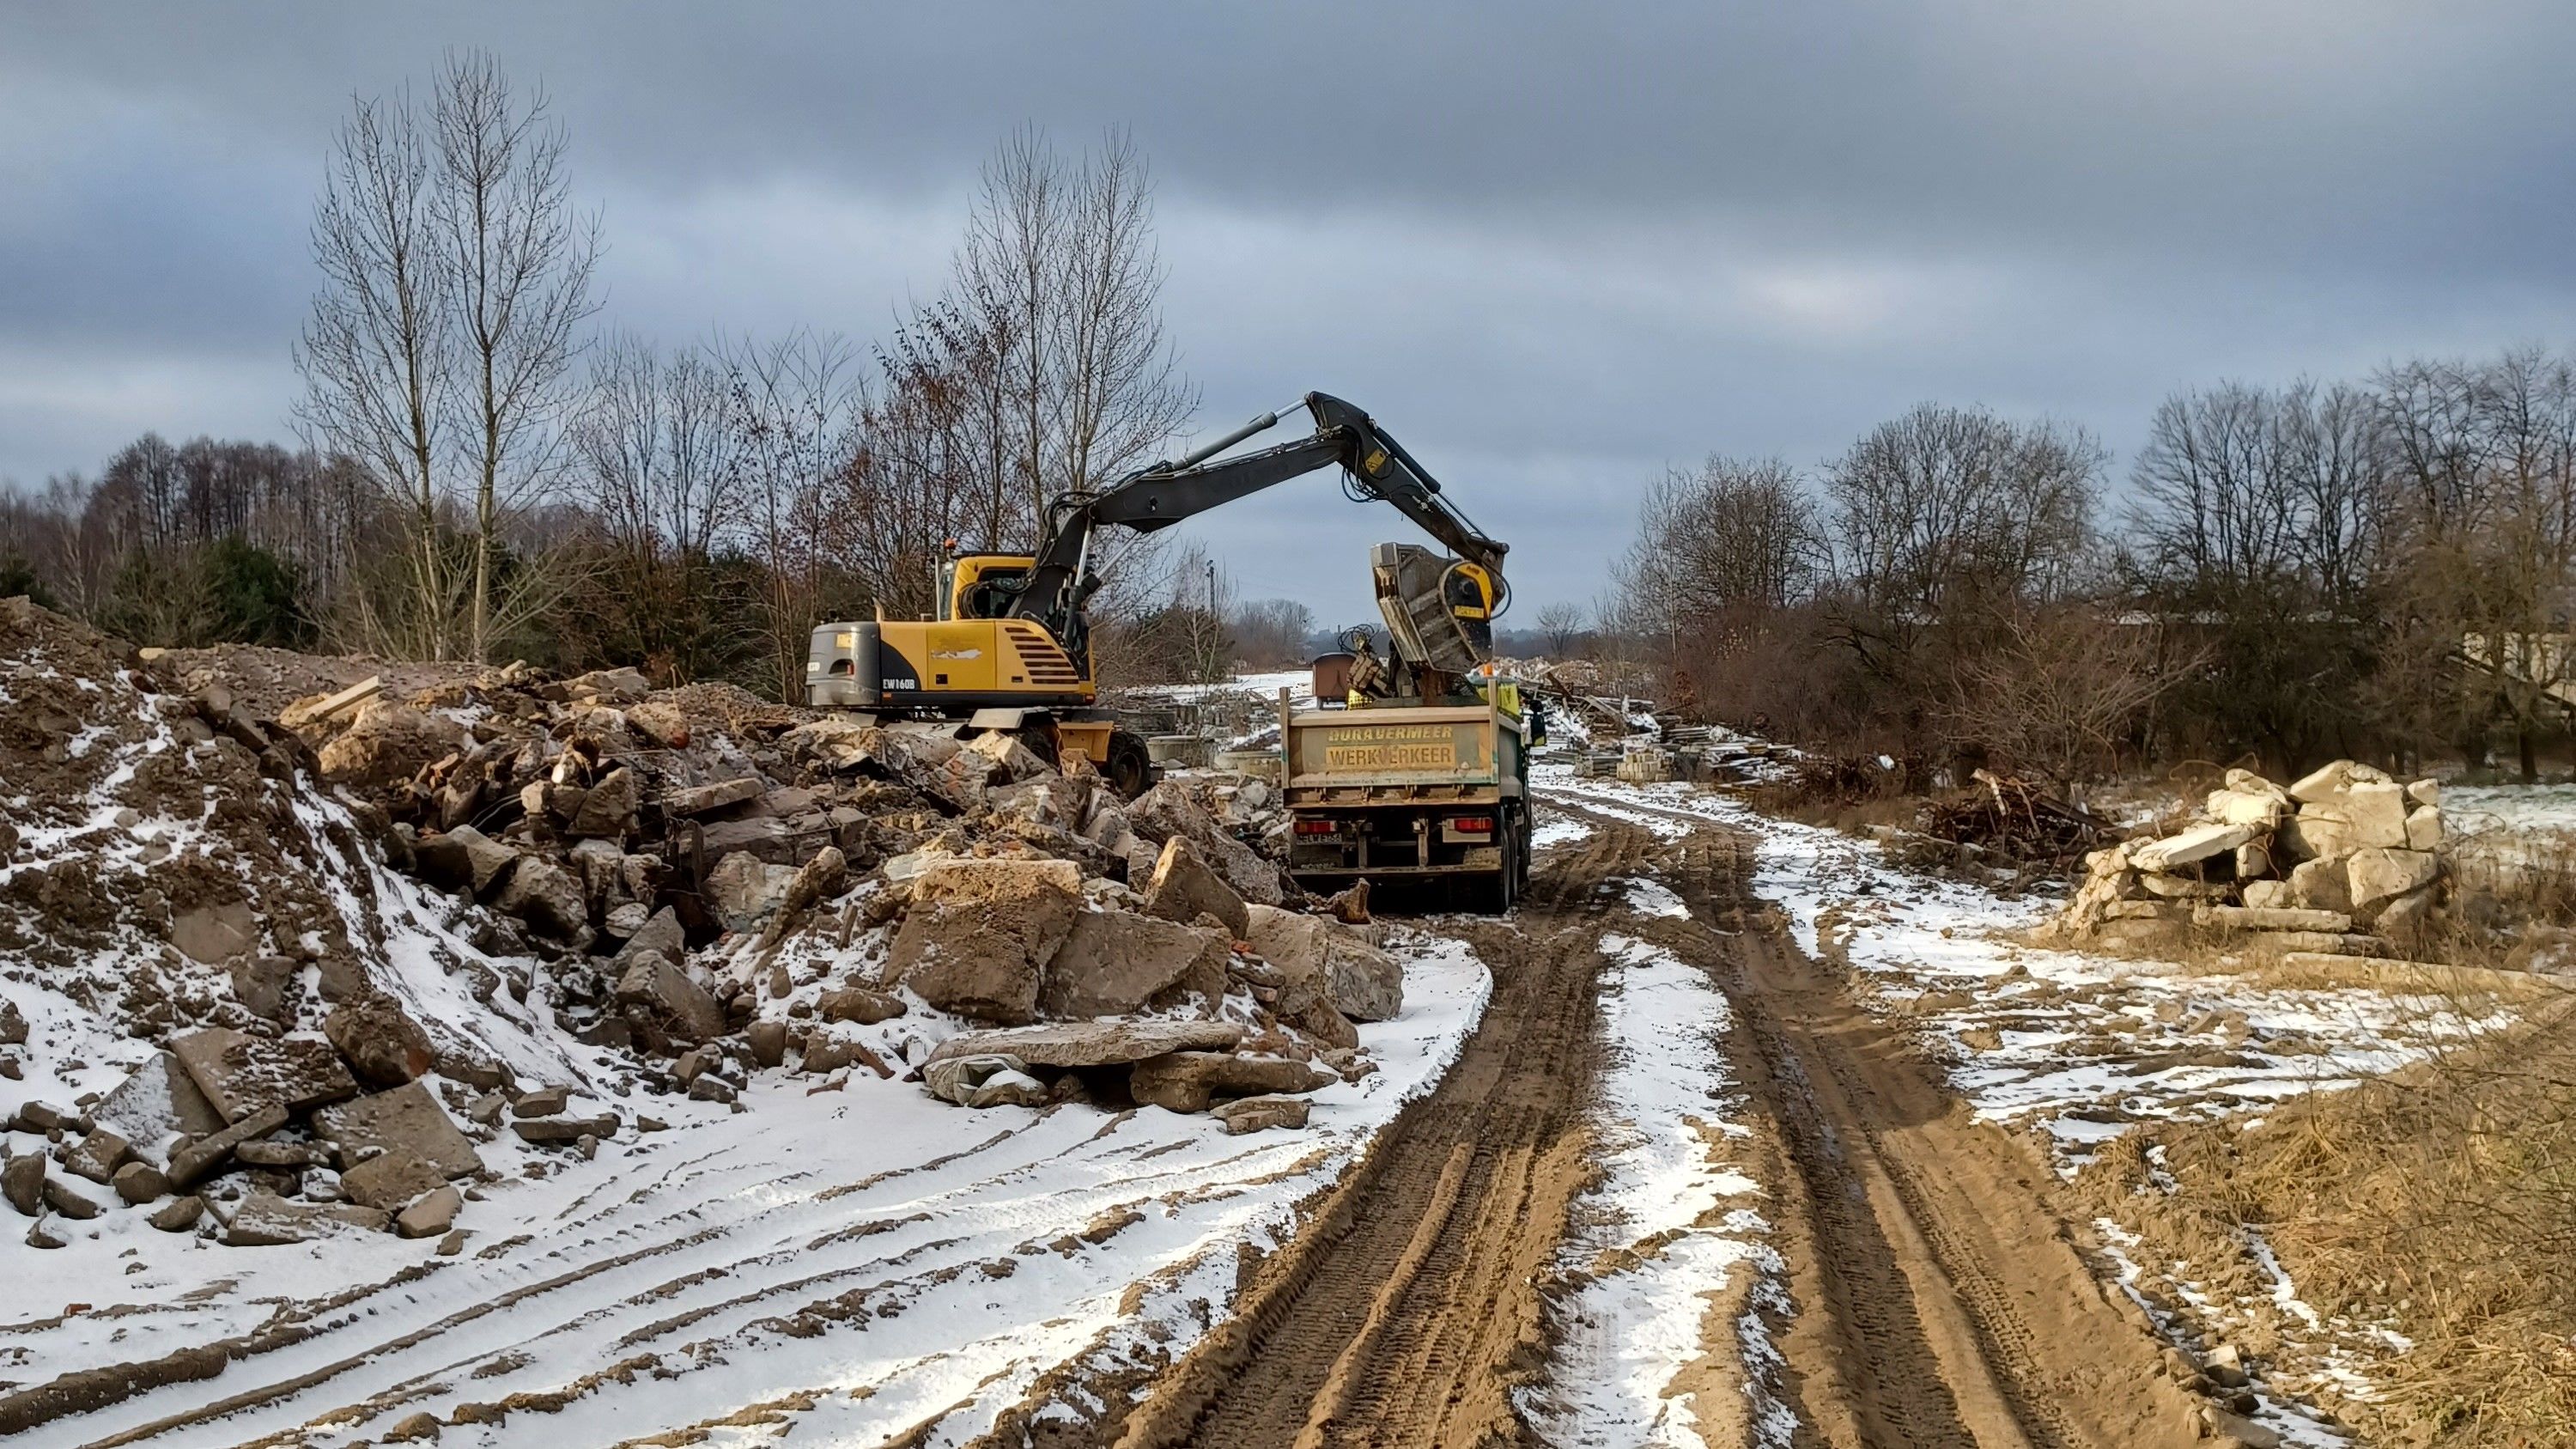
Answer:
[[1012, 392, 1508, 658]]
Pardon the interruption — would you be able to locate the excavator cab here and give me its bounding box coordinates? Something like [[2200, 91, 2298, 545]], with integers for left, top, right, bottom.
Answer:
[[938, 554, 1036, 622]]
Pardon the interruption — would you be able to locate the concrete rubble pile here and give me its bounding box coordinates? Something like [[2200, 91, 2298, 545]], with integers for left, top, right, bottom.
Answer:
[[1, 600, 1400, 1254], [2045, 760, 2449, 966]]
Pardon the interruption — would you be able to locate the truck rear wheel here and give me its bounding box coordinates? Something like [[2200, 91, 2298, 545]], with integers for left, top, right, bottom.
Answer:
[[1468, 824, 1518, 915]]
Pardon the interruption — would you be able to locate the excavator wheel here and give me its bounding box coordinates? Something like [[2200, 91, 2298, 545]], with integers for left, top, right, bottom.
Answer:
[[1012, 724, 1060, 769], [1106, 729, 1154, 800]]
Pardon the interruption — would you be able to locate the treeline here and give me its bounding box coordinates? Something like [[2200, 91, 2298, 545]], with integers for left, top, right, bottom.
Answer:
[[1613, 348, 2576, 785], [0, 54, 1243, 695]]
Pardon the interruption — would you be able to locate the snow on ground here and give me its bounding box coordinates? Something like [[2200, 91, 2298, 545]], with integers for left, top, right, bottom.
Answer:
[[1532, 813, 1596, 850], [1534, 767, 2476, 1174], [2440, 782, 2576, 839], [15, 941, 1494, 1447], [1529, 934, 1784, 1449], [1123, 669, 1315, 707]]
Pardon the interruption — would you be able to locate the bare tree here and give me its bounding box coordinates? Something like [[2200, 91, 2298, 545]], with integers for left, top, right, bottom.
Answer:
[[576, 334, 738, 565], [1625, 456, 1826, 624], [1821, 404, 2101, 685], [951, 126, 1194, 520], [1535, 600, 1586, 657], [726, 330, 861, 699], [296, 51, 597, 661], [1938, 606, 2197, 792], [431, 49, 599, 661], [295, 82, 459, 657], [1228, 597, 1315, 667], [2129, 378, 2391, 770]]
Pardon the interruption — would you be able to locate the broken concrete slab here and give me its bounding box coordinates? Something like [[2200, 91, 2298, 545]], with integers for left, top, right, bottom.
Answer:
[[1142, 837, 1249, 939], [91, 1052, 227, 1164], [43, 1174, 105, 1220], [614, 905, 685, 968], [167, 1104, 290, 1189], [663, 775, 764, 817], [2286, 758, 2393, 805], [412, 823, 519, 895], [2287, 855, 2354, 913], [2128, 821, 2259, 874], [112, 1160, 169, 1204], [564, 765, 640, 839], [340, 1146, 447, 1210], [310, 1080, 483, 1179], [615, 951, 727, 1043], [2203, 783, 2289, 826], [2300, 780, 2411, 851], [171, 1028, 358, 1123], [1213, 1094, 1311, 1135], [2202, 905, 2354, 934], [1037, 909, 1231, 1019], [511, 1113, 618, 1145], [705, 851, 800, 935], [3, 1153, 42, 1215], [817, 986, 906, 1025], [1243, 904, 1404, 1024], [2406, 803, 2443, 851], [928, 1020, 1244, 1070], [316, 702, 466, 790], [2348, 847, 2441, 911], [494, 855, 589, 938], [1128, 1051, 1336, 1113], [62, 1128, 131, 1184], [2239, 880, 2294, 910], [512, 1085, 572, 1117], [395, 1184, 462, 1239], [889, 858, 1083, 1026], [222, 1190, 388, 1245]]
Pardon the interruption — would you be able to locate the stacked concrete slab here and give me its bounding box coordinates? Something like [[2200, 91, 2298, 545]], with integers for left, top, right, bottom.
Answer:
[[2048, 761, 2445, 958]]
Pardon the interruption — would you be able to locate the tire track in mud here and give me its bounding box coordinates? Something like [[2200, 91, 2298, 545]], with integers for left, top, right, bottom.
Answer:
[[1095, 822, 1647, 1449], [1563, 790, 2207, 1449]]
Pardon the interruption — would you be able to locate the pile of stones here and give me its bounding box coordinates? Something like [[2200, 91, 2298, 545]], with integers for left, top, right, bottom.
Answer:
[[2047, 760, 2448, 963], [1, 602, 1397, 1256]]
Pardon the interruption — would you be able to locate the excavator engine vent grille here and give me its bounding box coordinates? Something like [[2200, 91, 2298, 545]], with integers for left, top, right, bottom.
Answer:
[[1003, 623, 1083, 685]]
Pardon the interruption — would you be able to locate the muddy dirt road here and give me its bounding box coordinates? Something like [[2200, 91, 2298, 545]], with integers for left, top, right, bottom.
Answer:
[[1091, 808, 2204, 1449]]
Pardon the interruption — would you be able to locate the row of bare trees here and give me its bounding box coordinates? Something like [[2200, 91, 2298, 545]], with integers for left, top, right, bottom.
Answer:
[[1616, 350, 2576, 785], [3, 55, 1225, 693]]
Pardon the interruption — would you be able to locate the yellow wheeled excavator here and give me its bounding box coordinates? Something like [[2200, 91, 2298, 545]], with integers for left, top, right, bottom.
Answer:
[[805, 392, 1510, 795]]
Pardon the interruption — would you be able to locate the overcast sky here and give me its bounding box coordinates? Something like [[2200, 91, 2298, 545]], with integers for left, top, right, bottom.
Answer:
[[7, 2, 2576, 624]]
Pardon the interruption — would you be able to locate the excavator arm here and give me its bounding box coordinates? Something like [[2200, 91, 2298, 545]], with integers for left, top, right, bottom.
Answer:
[[1011, 392, 1509, 659]]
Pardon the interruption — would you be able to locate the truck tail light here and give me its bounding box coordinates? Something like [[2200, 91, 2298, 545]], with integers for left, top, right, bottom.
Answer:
[[1450, 816, 1493, 835], [1295, 819, 1340, 836]]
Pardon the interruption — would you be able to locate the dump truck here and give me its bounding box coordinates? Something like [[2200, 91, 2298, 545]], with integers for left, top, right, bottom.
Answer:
[[1276, 673, 1536, 913]]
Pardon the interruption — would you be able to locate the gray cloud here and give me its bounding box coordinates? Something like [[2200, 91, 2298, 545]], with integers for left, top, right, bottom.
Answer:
[[7, 1, 2576, 622]]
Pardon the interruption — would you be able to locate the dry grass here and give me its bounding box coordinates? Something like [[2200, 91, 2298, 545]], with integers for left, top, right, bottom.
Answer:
[[2081, 995, 2576, 1446]]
